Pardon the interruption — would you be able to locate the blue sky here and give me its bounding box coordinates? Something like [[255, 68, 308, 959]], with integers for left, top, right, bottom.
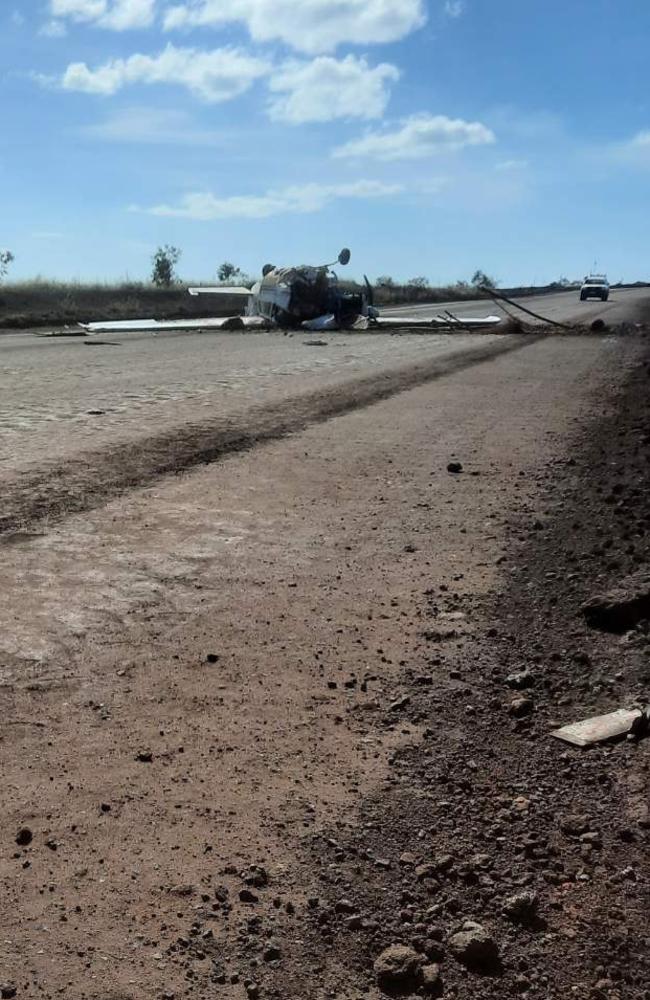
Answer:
[[1, 0, 649, 285]]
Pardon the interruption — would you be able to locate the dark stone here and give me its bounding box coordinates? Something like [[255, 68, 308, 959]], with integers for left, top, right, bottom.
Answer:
[[503, 891, 539, 923], [505, 670, 534, 690], [509, 696, 534, 718], [263, 942, 282, 962], [374, 944, 423, 988], [242, 865, 268, 888], [421, 964, 442, 994], [583, 572, 650, 632], [15, 828, 33, 847], [448, 921, 500, 970]]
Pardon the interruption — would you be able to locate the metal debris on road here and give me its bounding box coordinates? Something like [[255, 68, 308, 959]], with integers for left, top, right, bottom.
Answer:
[[551, 707, 647, 747]]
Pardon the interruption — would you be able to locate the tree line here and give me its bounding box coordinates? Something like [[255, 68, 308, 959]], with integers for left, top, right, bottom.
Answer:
[[150, 246, 503, 292], [0, 244, 577, 294]]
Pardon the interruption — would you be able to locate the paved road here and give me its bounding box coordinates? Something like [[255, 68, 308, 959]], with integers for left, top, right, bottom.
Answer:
[[382, 286, 649, 325]]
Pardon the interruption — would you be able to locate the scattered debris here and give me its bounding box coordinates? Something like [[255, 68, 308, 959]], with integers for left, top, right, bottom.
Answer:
[[303, 314, 338, 332], [168, 884, 195, 897], [479, 284, 574, 331], [551, 707, 647, 747]]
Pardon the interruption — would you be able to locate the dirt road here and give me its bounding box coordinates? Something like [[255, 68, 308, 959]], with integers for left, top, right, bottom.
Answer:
[[1, 328, 649, 1000], [0, 331, 505, 484]]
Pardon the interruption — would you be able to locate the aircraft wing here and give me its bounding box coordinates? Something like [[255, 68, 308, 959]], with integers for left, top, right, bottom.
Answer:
[[79, 316, 269, 334], [374, 315, 502, 329], [188, 287, 252, 297]]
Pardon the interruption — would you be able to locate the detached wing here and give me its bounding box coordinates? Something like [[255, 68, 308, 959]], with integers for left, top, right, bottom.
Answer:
[[80, 316, 269, 335], [188, 287, 252, 297], [375, 315, 502, 329]]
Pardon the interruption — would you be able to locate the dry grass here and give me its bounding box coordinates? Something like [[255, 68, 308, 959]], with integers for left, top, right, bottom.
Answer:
[[0, 280, 245, 329]]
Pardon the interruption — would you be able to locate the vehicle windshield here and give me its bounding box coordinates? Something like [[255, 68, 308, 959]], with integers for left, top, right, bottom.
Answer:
[[585, 277, 607, 284]]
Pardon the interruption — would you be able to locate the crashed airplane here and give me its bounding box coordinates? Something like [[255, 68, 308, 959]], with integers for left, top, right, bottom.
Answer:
[[80, 249, 501, 335]]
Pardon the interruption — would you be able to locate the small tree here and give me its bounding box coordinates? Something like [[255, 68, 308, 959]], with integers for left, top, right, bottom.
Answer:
[[152, 245, 181, 287], [376, 275, 395, 288], [407, 276, 429, 289], [471, 269, 497, 289], [0, 250, 15, 282], [217, 261, 242, 283]]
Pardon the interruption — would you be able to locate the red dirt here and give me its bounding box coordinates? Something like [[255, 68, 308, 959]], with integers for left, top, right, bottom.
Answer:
[[0, 332, 648, 1000]]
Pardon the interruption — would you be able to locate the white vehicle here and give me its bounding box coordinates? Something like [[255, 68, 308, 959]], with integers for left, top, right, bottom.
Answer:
[[580, 275, 609, 302]]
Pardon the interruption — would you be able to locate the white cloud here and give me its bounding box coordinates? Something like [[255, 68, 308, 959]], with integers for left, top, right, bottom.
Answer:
[[39, 19, 68, 36], [163, 0, 425, 55], [495, 159, 528, 171], [443, 0, 464, 17], [607, 130, 650, 168], [629, 130, 650, 149], [51, 0, 156, 29], [61, 44, 270, 101], [81, 106, 224, 143], [139, 179, 402, 220], [31, 230, 66, 240], [268, 56, 399, 125], [333, 113, 496, 160]]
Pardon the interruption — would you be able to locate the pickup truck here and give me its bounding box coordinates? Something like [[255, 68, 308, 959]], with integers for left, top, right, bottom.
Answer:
[[580, 275, 609, 301]]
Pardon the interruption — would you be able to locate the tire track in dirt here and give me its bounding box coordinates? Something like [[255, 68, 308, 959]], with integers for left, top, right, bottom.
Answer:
[[0, 334, 543, 537]]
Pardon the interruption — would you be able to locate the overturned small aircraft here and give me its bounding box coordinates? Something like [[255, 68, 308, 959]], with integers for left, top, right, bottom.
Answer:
[[80, 249, 501, 335]]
